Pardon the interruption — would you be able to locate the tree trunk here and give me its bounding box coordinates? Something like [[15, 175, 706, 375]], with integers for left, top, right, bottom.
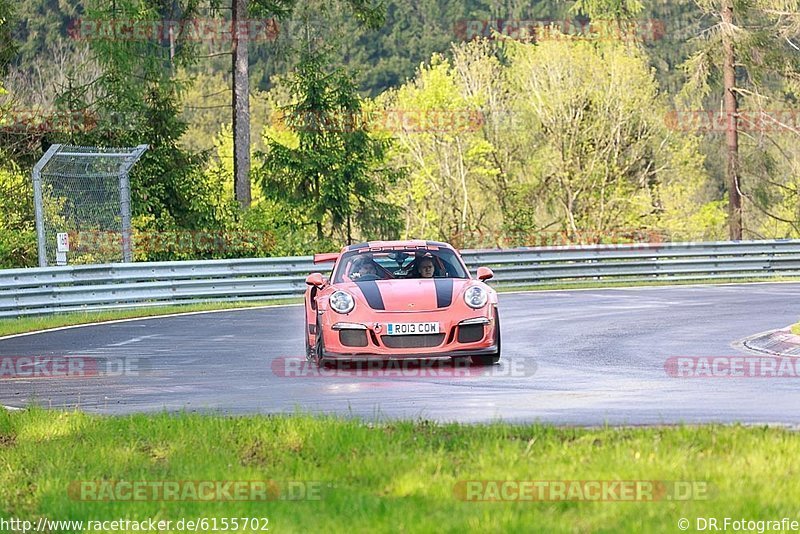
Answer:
[[232, 0, 251, 209], [722, 0, 742, 240]]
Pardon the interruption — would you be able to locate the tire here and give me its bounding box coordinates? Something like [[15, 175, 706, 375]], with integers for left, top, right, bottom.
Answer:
[[469, 309, 501, 366], [305, 311, 314, 362], [313, 318, 328, 368]]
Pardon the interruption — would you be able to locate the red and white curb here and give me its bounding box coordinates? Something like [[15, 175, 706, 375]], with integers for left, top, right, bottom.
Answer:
[[738, 326, 800, 357]]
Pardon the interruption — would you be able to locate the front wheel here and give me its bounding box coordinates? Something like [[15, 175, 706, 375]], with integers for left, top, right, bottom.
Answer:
[[313, 319, 329, 368], [305, 316, 314, 362], [469, 309, 501, 366]]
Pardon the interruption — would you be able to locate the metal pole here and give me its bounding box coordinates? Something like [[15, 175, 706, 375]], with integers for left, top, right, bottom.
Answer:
[[32, 168, 47, 267], [32, 144, 62, 267], [118, 145, 148, 263], [119, 172, 132, 262]]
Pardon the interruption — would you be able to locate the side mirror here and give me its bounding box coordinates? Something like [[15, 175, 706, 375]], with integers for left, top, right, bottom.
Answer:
[[305, 273, 326, 287], [476, 267, 494, 281]]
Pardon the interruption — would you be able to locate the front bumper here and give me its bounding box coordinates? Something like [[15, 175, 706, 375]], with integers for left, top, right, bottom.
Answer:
[[318, 343, 499, 361], [317, 308, 498, 360]]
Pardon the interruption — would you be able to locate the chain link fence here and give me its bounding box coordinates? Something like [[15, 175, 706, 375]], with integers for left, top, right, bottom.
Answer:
[[32, 144, 148, 266]]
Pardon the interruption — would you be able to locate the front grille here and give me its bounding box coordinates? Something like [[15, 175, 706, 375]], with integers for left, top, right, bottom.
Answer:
[[381, 334, 445, 349], [457, 324, 485, 343], [339, 330, 368, 347]]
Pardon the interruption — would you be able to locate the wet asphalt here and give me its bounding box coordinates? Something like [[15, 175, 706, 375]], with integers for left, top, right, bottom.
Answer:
[[1, 283, 798, 425]]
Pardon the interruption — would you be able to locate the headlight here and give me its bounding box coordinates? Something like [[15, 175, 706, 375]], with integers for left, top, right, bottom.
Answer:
[[464, 285, 488, 309], [329, 291, 355, 314]]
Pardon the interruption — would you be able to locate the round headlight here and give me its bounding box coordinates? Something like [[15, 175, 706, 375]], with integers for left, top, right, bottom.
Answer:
[[464, 285, 488, 309], [329, 291, 355, 314]]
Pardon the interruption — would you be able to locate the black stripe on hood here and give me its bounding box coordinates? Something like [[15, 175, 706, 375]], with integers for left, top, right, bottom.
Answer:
[[434, 278, 453, 308], [355, 280, 385, 310]]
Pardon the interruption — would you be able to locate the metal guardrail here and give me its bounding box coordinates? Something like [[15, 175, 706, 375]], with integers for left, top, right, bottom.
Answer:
[[2, 239, 800, 317]]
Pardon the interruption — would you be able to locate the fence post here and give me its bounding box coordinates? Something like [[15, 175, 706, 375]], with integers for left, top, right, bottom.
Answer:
[[31, 144, 62, 267]]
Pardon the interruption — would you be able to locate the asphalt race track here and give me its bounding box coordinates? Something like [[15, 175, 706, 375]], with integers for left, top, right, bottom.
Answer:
[[1, 283, 799, 426]]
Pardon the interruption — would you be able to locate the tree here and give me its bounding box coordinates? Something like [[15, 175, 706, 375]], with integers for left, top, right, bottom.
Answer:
[[381, 33, 723, 247], [0, 0, 16, 76], [259, 50, 402, 245], [55, 0, 220, 231], [680, 0, 800, 240], [233, 0, 295, 210], [571, 0, 644, 19], [232, 0, 253, 209], [232, 0, 384, 210], [504, 38, 703, 240], [381, 51, 499, 247]]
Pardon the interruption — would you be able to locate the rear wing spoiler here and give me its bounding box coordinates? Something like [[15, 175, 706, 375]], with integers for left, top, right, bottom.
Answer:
[[313, 252, 340, 264]]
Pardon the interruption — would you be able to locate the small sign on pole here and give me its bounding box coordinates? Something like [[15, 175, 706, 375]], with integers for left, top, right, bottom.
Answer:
[[56, 232, 70, 252], [56, 232, 69, 266]]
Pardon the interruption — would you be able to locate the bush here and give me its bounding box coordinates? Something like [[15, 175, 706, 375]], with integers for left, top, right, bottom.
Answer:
[[0, 165, 37, 268]]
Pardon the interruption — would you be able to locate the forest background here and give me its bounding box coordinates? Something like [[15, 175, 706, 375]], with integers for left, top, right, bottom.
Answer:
[[0, 0, 798, 267]]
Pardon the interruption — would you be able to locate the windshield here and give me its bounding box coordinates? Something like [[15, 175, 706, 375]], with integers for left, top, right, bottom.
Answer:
[[332, 247, 469, 283]]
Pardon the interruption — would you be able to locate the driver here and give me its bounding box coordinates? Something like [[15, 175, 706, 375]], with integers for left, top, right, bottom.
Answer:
[[358, 260, 378, 278], [351, 257, 380, 279]]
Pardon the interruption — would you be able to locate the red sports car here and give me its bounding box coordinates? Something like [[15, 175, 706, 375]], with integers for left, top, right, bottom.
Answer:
[[304, 240, 500, 367]]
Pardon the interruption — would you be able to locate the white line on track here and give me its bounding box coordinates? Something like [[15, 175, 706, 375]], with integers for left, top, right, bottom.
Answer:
[[106, 334, 160, 347]]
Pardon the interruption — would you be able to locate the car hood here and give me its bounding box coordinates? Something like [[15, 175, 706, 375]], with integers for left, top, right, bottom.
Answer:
[[342, 278, 473, 312]]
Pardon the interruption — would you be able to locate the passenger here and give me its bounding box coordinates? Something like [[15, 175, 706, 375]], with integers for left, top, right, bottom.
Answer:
[[415, 255, 436, 278]]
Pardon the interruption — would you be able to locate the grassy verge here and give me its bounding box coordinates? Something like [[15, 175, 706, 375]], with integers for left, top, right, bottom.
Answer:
[[0, 409, 795, 533], [2, 277, 795, 338], [0, 299, 302, 338], [500, 276, 799, 293]]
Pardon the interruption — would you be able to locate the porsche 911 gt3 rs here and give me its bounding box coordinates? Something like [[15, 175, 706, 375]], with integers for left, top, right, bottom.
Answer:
[[304, 240, 500, 367]]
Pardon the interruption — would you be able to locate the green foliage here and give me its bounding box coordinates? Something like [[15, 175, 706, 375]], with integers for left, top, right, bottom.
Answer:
[[381, 51, 499, 247], [0, 0, 17, 75], [54, 1, 223, 234], [259, 50, 402, 245], [0, 163, 36, 268], [1, 0, 797, 265], [571, 0, 644, 18], [382, 37, 722, 248], [678, 0, 800, 238]]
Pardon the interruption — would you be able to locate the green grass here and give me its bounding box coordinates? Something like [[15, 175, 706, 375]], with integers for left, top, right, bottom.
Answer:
[[500, 275, 799, 293], [791, 322, 800, 335], [0, 299, 302, 338], [0, 408, 796, 533]]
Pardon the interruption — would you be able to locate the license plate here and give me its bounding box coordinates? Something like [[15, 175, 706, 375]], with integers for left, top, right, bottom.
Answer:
[[386, 322, 439, 335]]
